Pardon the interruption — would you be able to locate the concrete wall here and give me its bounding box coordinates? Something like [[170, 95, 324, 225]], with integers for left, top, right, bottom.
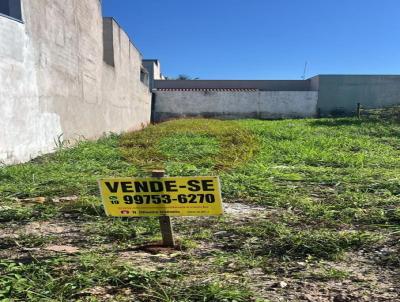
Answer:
[[0, 11, 62, 164], [102, 18, 151, 134], [0, 0, 151, 164], [313, 75, 400, 115], [154, 90, 318, 121]]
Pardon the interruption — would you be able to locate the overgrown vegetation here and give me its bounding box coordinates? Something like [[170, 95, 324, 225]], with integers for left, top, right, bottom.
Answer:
[[0, 108, 399, 301], [120, 119, 259, 172]]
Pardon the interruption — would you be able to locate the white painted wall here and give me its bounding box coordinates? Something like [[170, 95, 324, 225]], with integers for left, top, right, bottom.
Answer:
[[0, 15, 62, 164], [154, 90, 318, 121], [102, 19, 151, 133], [0, 0, 151, 164], [258, 91, 318, 118]]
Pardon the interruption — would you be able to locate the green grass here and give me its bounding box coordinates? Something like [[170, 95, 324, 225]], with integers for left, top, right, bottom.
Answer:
[[0, 255, 175, 301], [0, 110, 399, 301], [0, 254, 257, 302], [120, 119, 259, 173], [0, 134, 134, 199], [308, 268, 351, 281], [220, 219, 380, 260]]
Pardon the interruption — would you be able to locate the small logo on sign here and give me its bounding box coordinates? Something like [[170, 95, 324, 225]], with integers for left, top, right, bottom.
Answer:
[[121, 210, 130, 215]]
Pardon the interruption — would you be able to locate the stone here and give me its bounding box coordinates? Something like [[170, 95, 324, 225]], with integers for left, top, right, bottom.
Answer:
[[279, 281, 288, 288], [45, 245, 79, 254], [52, 195, 79, 203], [17, 197, 46, 204]]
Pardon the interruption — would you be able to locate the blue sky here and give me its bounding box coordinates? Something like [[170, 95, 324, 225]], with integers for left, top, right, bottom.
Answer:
[[102, 0, 400, 80]]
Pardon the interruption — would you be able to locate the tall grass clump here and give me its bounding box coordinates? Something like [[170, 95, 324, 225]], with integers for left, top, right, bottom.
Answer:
[[120, 119, 259, 174]]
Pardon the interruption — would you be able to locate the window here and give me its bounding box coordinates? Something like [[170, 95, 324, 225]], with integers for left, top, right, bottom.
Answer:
[[0, 0, 22, 21]]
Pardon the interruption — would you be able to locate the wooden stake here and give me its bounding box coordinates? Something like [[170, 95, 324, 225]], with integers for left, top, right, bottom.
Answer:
[[152, 170, 175, 247]]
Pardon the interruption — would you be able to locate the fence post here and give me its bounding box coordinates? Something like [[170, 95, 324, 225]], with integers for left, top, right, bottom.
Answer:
[[317, 108, 321, 118], [357, 103, 361, 119], [152, 170, 175, 247]]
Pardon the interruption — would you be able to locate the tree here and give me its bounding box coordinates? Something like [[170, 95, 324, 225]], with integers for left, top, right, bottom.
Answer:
[[165, 74, 199, 80]]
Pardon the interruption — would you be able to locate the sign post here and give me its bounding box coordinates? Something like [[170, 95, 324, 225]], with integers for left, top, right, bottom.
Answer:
[[98, 172, 223, 248], [152, 170, 175, 247]]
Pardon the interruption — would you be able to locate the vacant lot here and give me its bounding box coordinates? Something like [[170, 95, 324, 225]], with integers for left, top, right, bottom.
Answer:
[[1, 110, 399, 301]]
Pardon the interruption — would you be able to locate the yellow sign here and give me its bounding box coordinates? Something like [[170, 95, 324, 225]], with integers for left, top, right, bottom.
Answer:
[[98, 176, 223, 217]]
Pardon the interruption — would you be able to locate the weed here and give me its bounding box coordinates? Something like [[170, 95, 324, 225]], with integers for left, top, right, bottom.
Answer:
[[86, 217, 159, 243], [0, 203, 58, 223], [120, 119, 259, 173], [310, 267, 351, 281], [140, 280, 255, 302], [0, 255, 175, 301], [0, 135, 132, 199], [229, 220, 381, 260]]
